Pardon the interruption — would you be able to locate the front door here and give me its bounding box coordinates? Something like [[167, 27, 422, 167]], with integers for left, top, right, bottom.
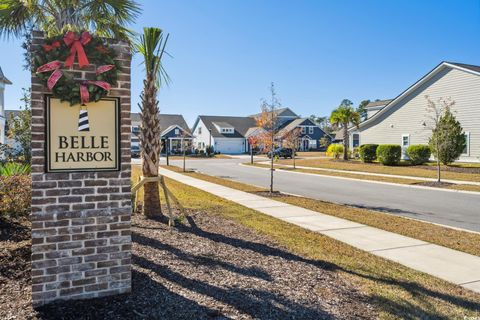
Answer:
[[303, 139, 309, 151], [401, 134, 410, 159]]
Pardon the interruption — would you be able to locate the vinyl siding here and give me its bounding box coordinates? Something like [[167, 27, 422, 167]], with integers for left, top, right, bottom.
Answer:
[[358, 67, 480, 162]]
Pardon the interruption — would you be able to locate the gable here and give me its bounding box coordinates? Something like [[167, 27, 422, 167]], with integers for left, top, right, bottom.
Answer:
[[355, 62, 480, 131]]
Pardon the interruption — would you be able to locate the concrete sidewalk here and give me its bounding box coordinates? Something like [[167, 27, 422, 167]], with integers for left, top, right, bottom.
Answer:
[[256, 161, 480, 186], [160, 167, 480, 294]]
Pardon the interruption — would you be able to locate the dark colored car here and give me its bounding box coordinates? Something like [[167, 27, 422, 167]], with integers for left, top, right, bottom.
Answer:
[[131, 145, 140, 158], [267, 148, 294, 159]]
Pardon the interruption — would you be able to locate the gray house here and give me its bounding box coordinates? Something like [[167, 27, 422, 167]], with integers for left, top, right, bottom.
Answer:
[[349, 62, 480, 162]]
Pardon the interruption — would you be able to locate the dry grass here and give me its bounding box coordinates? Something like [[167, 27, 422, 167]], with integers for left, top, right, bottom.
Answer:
[[134, 165, 480, 319], [249, 163, 480, 192], [296, 151, 326, 157], [163, 165, 480, 257], [274, 157, 480, 182]]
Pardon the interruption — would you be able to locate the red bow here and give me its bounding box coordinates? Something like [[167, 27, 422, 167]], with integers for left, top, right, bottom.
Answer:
[[80, 81, 111, 105], [63, 31, 92, 68], [36, 60, 63, 90]]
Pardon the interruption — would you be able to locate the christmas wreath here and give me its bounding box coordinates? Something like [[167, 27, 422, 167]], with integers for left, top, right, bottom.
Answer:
[[33, 31, 120, 106]]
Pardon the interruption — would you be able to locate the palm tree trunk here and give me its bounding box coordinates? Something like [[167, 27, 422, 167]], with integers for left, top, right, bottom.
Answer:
[[343, 125, 348, 160], [140, 76, 162, 218]]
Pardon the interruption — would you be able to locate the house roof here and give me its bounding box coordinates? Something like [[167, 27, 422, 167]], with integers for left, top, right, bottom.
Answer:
[[5, 110, 20, 119], [212, 121, 233, 128], [131, 113, 191, 133], [277, 118, 304, 135], [161, 125, 192, 137], [351, 61, 480, 132], [249, 107, 298, 119], [0, 67, 12, 85], [365, 99, 393, 108], [195, 115, 257, 138]]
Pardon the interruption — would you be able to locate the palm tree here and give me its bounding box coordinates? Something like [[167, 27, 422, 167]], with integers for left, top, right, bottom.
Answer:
[[0, 0, 141, 40], [135, 27, 169, 218], [330, 100, 360, 160]]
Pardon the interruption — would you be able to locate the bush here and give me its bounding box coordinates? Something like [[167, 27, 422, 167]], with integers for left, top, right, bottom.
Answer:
[[376, 144, 401, 165], [206, 145, 214, 156], [326, 144, 344, 159], [407, 145, 431, 165], [359, 144, 378, 163], [0, 175, 31, 218]]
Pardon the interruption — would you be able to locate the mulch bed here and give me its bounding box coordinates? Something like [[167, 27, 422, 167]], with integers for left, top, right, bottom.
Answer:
[[1, 210, 376, 319], [413, 181, 456, 188]]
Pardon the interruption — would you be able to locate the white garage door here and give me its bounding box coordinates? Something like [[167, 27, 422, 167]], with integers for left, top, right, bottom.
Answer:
[[215, 139, 244, 154]]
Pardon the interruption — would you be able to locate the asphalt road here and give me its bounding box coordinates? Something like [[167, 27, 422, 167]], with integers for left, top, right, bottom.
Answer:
[[162, 157, 480, 232]]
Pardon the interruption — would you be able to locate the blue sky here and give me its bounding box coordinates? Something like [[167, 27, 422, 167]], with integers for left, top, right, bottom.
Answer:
[[1, 0, 479, 125]]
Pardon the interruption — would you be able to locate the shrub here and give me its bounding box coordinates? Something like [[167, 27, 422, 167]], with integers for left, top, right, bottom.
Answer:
[[206, 145, 214, 156], [376, 144, 401, 165], [326, 144, 344, 159], [359, 144, 378, 163], [407, 145, 431, 165], [0, 175, 31, 218]]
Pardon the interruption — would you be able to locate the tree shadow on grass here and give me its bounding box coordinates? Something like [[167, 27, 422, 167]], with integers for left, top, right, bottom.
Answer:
[[175, 216, 480, 317], [36, 270, 225, 320]]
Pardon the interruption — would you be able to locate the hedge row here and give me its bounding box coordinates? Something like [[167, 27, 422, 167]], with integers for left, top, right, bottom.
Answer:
[[358, 143, 431, 165]]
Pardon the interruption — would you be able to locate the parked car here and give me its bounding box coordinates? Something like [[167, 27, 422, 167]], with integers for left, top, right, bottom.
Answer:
[[131, 145, 140, 158], [267, 148, 294, 159]]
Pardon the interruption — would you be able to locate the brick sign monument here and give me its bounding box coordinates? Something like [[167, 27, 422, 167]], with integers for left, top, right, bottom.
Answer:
[[30, 31, 132, 306]]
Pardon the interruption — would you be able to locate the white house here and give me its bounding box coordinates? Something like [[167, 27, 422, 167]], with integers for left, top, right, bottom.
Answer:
[[192, 115, 257, 154], [0, 67, 12, 145], [349, 62, 480, 162]]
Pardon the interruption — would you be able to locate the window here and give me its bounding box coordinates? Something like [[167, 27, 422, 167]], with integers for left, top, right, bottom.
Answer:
[[309, 126, 314, 134], [462, 132, 470, 156], [198, 127, 202, 134], [309, 139, 317, 148], [301, 126, 306, 134], [352, 134, 360, 148], [175, 128, 179, 135]]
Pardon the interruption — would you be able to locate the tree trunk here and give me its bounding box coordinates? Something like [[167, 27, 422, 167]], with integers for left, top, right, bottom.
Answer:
[[436, 140, 441, 182], [293, 147, 296, 169], [140, 76, 162, 218], [343, 125, 349, 160], [183, 141, 186, 172], [250, 146, 253, 164], [270, 130, 274, 193]]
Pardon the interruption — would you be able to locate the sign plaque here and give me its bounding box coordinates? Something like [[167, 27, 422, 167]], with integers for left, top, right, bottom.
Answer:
[[46, 96, 120, 172]]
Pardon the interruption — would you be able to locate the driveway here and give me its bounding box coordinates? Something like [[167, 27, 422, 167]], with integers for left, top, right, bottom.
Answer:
[[161, 157, 480, 232]]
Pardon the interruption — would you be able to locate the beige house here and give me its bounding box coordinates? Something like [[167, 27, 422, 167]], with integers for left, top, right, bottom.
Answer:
[[350, 62, 480, 162]]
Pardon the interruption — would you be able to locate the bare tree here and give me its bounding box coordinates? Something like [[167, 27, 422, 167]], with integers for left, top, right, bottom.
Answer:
[[281, 127, 301, 169], [256, 83, 281, 193]]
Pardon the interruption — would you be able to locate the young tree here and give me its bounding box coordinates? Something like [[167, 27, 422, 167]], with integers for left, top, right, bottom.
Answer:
[[135, 27, 170, 218], [0, 0, 141, 40], [247, 135, 259, 164], [256, 83, 281, 193], [425, 96, 465, 182], [180, 130, 191, 172], [6, 88, 32, 163], [281, 127, 301, 169], [330, 100, 360, 160]]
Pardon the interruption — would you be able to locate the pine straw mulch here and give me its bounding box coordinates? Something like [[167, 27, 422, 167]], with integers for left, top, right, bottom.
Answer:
[[1, 210, 376, 319]]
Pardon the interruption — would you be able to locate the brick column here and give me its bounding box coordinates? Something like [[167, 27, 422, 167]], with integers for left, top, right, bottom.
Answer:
[[30, 31, 132, 306]]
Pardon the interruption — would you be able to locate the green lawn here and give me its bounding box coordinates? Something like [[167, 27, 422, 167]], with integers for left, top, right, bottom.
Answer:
[[133, 165, 480, 319]]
